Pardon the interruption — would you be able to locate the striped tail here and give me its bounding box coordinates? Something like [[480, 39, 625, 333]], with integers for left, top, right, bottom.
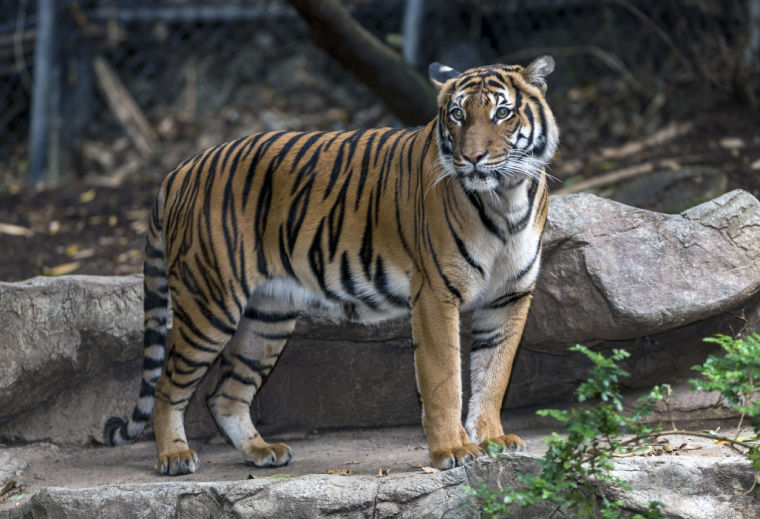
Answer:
[[105, 189, 168, 446]]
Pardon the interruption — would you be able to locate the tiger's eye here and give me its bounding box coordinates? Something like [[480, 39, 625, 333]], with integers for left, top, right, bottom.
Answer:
[[451, 108, 464, 121], [496, 106, 511, 119]]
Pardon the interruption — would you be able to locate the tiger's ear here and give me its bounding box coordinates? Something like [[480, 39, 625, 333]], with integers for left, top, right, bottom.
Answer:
[[429, 62, 461, 90], [521, 55, 555, 93]]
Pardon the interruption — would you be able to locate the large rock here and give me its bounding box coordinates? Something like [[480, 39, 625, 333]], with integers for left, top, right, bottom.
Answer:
[[527, 189, 760, 343], [0, 276, 143, 443], [4, 455, 757, 519], [1, 191, 759, 444]]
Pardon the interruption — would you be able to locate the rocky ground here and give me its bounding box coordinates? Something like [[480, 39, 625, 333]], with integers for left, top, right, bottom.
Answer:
[[1, 427, 756, 518]]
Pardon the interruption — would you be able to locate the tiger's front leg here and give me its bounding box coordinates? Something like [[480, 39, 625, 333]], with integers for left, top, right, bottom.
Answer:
[[465, 291, 534, 453], [412, 282, 480, 470]]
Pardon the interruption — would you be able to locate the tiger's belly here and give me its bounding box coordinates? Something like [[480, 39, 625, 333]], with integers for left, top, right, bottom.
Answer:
[[254, 276, 411, 325]]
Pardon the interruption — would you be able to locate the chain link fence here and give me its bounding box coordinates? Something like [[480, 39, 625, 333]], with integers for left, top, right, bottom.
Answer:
[[0, 0, 757, 188]]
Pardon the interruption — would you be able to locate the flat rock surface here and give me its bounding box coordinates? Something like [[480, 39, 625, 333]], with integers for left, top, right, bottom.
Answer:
[[1, 427, 756, 518]]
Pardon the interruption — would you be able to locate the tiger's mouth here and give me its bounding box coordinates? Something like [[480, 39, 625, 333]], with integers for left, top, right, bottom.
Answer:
[[459, 168, 501, 192]]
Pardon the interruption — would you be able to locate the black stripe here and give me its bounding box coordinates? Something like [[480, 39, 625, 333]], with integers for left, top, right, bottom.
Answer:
[[131, 407, 151, 422], [139, 379, 156, 398], [234, 353, 274, 374], [144, 291, 168, 312], [509, 238, 542, 283], [168, 374, 206, 389], [143, 356, 164, 371], [340, 251, 380, 310], [507, 178, 539, 234], [292, 132, 325, 169], [533, 101, 549, 157], [471, 332, 506, 352], [144, 329, 166, 347], [466, 191, 506, 242], [443, 199, 485, 276], [145, 242, 163, 259], [219, 393, 251, 405], [155, 390, 192, 406], [286, 177, 315, 252], [178, 327, 219, 353], [485, 78, 504, 90], [253, 331, 293, 341], [144, 264, 165, 278], [293, 141, 324, 195], [173, 349, 212, 368], [307, 219, 340, 300], [227, 371, 259, 386], [359, 200, 374, 278], [426, 233, 463, 303], [244, 308, 298, 322], [242, 131, 283, 208], [278, 227, 296, 277], [373, 256, 408, 307], [393, 191, 414, 261], [354, 132, 377, 209], [327, 168, 353, 261], [487, 290, 531, 309], [196, 297, 236, 337], [254, 150, 276, 274]]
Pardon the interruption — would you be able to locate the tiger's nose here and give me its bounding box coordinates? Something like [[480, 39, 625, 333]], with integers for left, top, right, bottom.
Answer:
[[463, 150, 485, 164]]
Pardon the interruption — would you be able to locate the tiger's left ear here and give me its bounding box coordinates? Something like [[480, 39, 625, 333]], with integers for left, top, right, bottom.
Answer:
[[521, 55, 555, 94], [429, 62, 461, 90]]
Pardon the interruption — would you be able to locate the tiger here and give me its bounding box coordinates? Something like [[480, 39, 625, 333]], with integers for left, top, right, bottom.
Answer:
[[104, 55, 559, 475]]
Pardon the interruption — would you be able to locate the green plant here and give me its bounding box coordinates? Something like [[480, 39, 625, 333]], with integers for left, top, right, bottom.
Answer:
[[463, 334, 760, 517], [692, 334, 760, 436], [463, 345, 666, 518], [691, 333, 760, 481]]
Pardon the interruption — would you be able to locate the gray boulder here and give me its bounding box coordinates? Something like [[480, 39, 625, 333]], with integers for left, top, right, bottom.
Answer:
[[527, 189, 760, 343], [0, 275, 143, 443]]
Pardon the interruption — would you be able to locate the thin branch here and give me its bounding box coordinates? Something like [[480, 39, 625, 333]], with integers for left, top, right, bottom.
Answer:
[[619, 429, 758, 453]]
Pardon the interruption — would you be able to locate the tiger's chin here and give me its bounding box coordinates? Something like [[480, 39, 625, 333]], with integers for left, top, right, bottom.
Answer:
[[460, 174, 499, 193]]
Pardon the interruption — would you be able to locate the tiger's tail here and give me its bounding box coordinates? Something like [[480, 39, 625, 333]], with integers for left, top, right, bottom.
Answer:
[[104, 188, 168, 446]]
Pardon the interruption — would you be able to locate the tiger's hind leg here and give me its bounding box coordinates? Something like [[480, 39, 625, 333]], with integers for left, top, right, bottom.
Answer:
[[153, 307, 237, 475], [206, 295, 297, 467]]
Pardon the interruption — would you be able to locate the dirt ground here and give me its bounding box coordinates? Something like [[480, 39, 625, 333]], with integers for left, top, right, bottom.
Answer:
[[1, 105, 759, 283], [0, 425, 748, 512]]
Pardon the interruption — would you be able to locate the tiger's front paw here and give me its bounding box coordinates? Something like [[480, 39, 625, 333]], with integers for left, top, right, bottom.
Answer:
[[243, 442, 292, 468], [479, 433, 527, 454], [157, 449, 200, 475], [430, 443, 482, 470]]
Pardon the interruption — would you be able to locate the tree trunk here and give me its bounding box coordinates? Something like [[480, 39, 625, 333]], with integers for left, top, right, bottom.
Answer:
[[287, 0, 437, 126]]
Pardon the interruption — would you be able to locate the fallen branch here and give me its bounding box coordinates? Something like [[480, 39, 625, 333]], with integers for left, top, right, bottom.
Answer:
[[554, 154, 708, 195], [595, 121, 695, 161], [93, 55, 158, 160]]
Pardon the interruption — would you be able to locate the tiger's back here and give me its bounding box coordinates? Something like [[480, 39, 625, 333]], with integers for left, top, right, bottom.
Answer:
[[105, 56, 559, 475]]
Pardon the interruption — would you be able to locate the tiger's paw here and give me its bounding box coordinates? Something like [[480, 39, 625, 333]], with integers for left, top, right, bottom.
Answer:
[[430, 443, 482, 470], [156, 449, 200, 475], [479, 433, 527, 454], [243, 442, 292, 468]]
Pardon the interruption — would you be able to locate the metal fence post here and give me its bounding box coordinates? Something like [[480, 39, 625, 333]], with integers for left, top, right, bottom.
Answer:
[[28, 0, 60, 185]]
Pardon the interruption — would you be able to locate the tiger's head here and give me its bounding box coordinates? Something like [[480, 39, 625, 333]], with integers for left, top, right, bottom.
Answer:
[[429, 56, 559, 193]]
